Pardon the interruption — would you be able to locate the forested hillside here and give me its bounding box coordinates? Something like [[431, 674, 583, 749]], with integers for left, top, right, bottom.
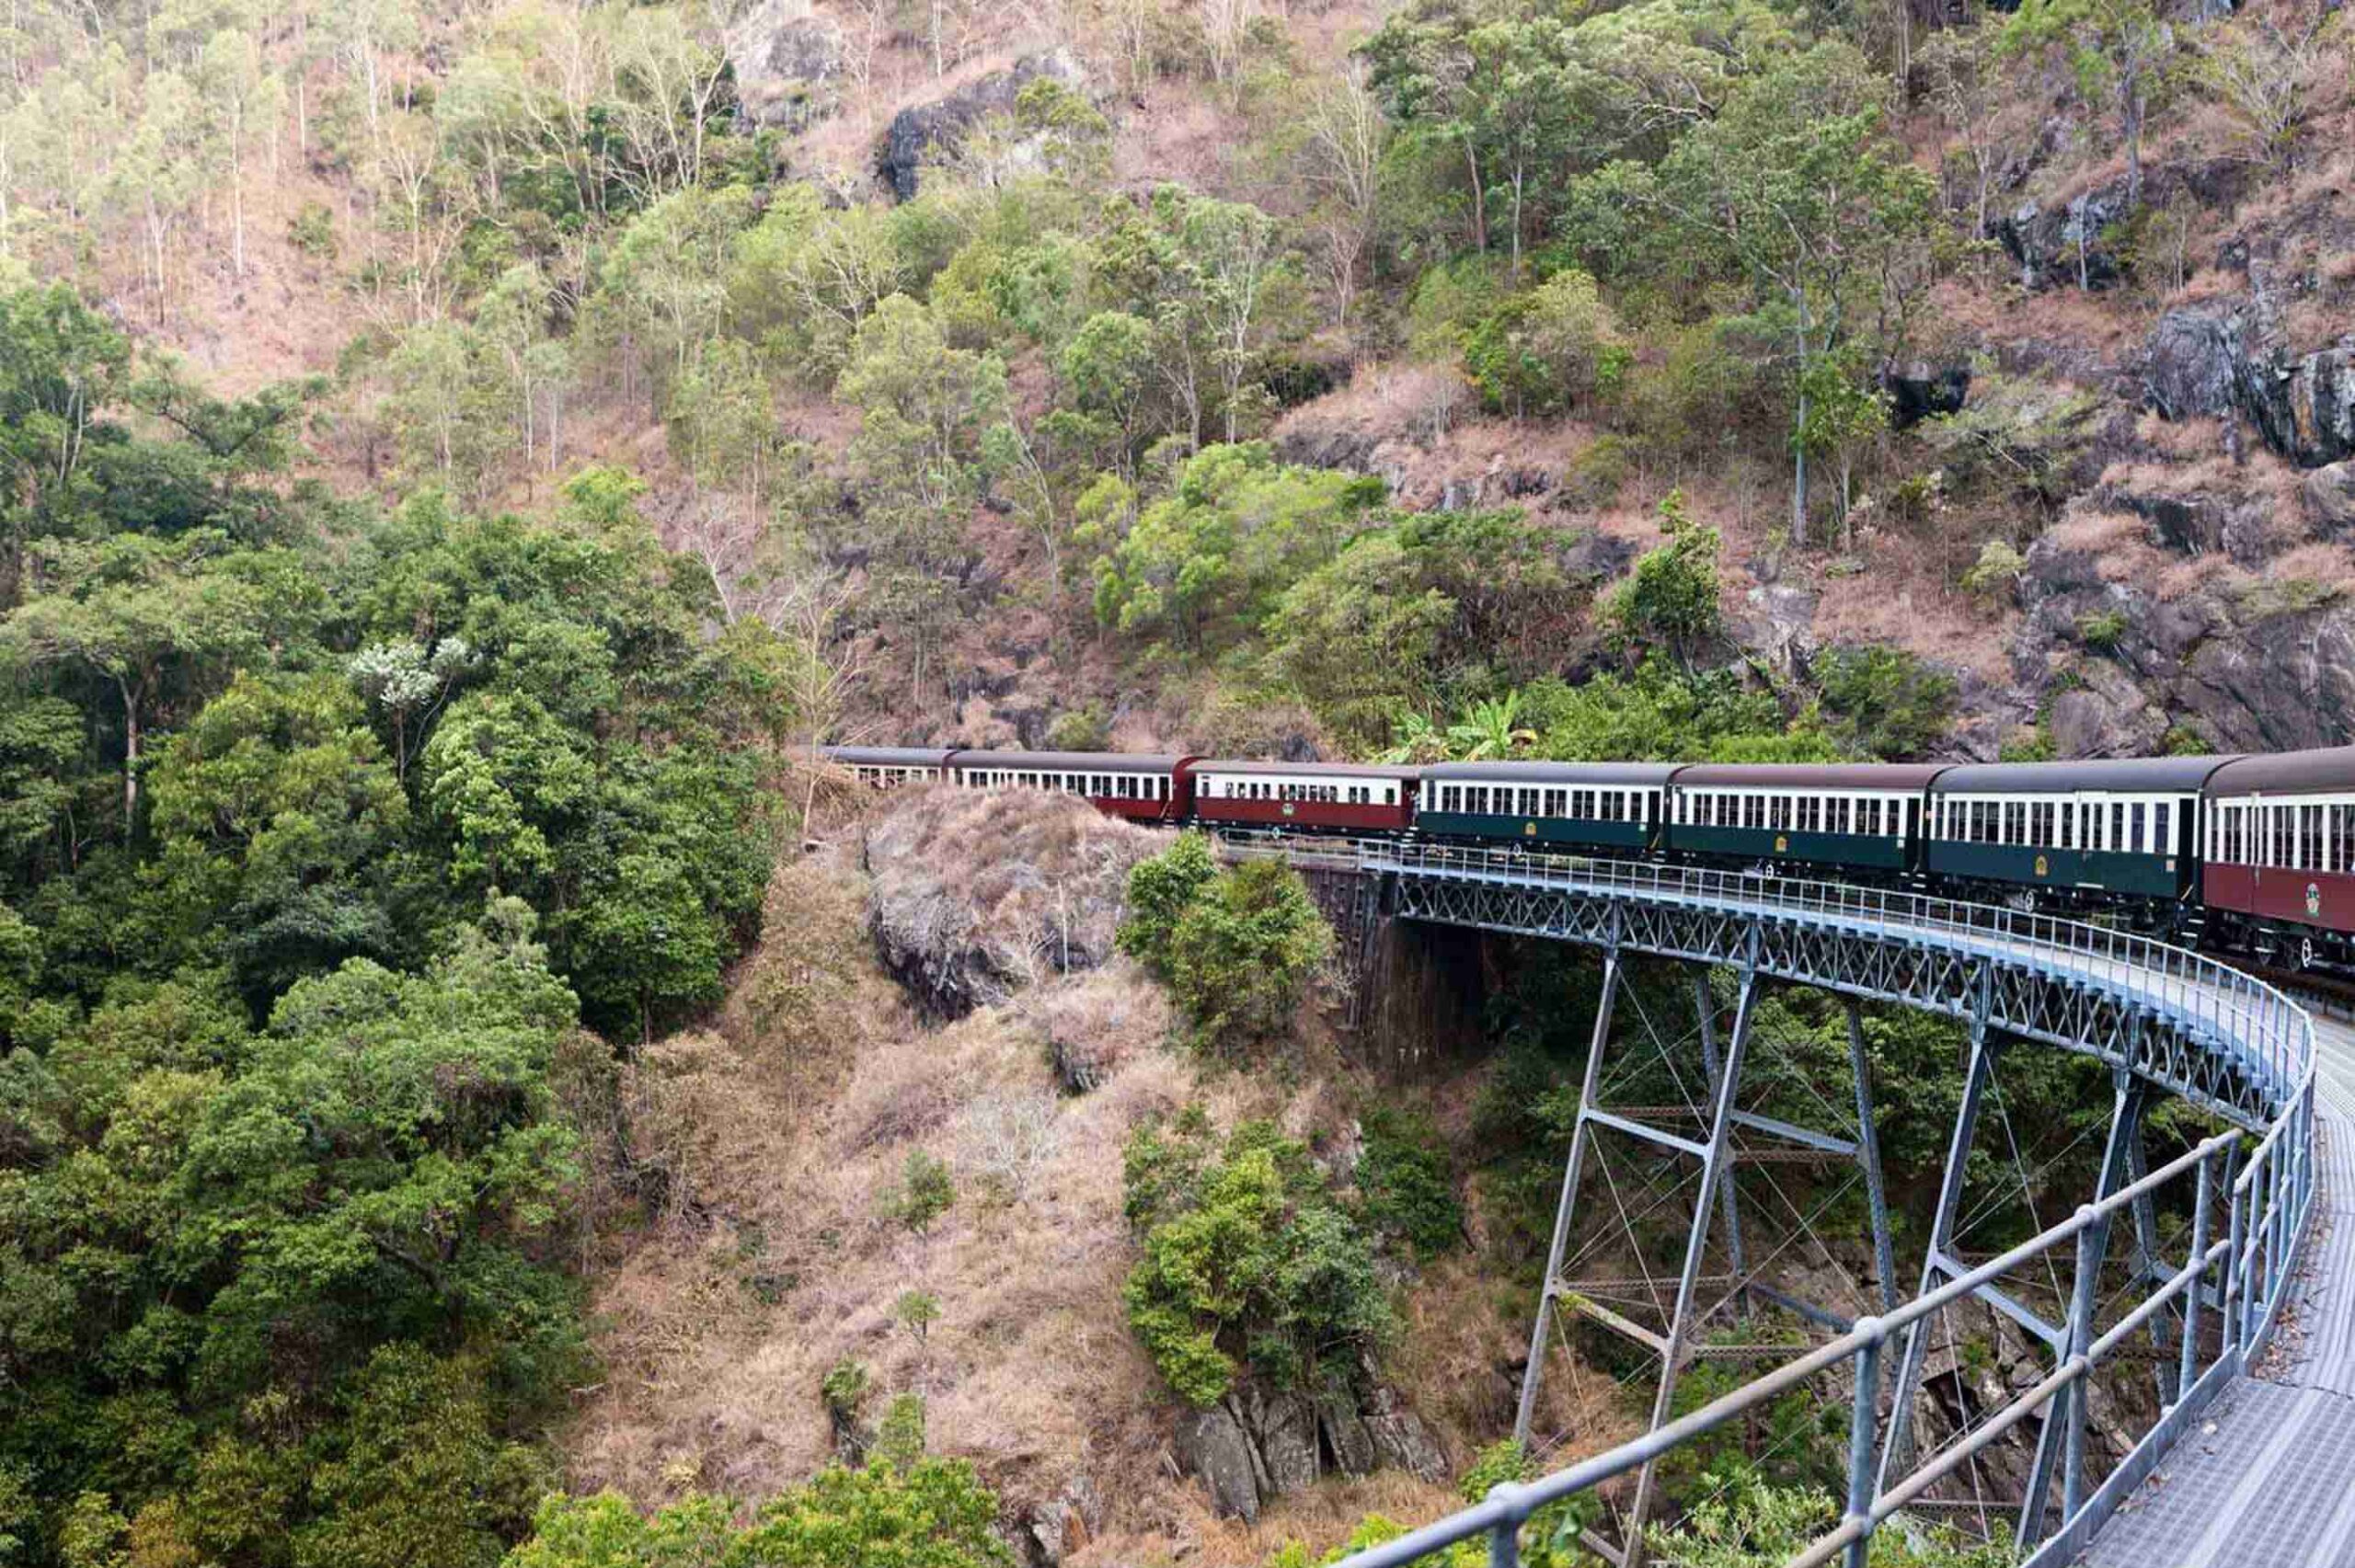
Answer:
[[2, 0, 2349, 1556]]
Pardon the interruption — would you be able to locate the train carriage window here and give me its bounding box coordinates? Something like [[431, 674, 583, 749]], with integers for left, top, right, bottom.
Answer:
[[2130, 803, 2147, 854], [2156, 802, 2173, 855], [2303, 804, 2324, 870], [2061, 803, 2075, 849], [2335, 806, 2355, 874], [1545, 788, 1566, 817]]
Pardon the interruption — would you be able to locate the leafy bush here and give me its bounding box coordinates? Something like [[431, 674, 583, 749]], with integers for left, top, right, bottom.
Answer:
[[511, 1459, 1013, 1568], [1959, 539, 2027, 601], [1118, 831, 1221, 983], [2077, 608, 2129, 650], [1602, 491, 1722, 668], [1462, 270, 1629, 418], [890, 1150, 957, 1233], [1356, 1107, 1463, 1259], [1164, 860, 1334, 1058], [1814, 646, 1959, 760], [1122, 1116, 1389, 1405]]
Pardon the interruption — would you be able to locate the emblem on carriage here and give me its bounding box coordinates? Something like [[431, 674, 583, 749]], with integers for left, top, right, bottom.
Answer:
[[1523, 821, 1537, 836], [2309, 882, 2323, 918], [1774, 835, 1787, 853], [2035, 854, 2049, 877], [1281, 802, 1295, 818]]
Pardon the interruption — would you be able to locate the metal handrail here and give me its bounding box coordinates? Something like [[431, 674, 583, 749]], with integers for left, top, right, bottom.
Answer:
[[1232, 833, 2316, 1568]]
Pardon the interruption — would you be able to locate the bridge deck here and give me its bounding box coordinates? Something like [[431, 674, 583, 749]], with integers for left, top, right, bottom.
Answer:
[[2076, 1013, 2355, 1568]]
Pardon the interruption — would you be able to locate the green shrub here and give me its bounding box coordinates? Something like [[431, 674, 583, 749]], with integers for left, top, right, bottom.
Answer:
[[1122, 1116, 1388, 1406], [1959, 539, 2026, 601], [890, 1151, 956, 1233], [1560, 436, 1635, 510], [873, 1393, 927, 1470], [1118, 831, 1220, 983], [1165, 860, 1334, 1058], [1356, 1106, 1463, 1259], [1602, 492, 1722, 668], [1814, 646, 1958, 760], [2077, 608, 2129, 650], [1044, 708, 1109, 751], [893, 1289, 940, 1341]]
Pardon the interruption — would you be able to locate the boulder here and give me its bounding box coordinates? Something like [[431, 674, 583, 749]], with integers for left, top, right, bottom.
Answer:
[[1992, 190, 2126, 292], [1882, 360, 1970, 429], [1021, 1475, 1102, 1568], [878, 51, 1085, 201], [1737, 583, 1820, 675], [1247, 1388, 1323, 1496], [726, 0, 847, 130], [2305, 462, 2355, 534], [1315, 1386, 1379, 1478], [1175, 1402, 1262, 1523], [2049, 669, 2169, 759], [1361, 1382, 1449, 1482], [2142, 303, 2355, 469], [863, 787, 1163, 1021]]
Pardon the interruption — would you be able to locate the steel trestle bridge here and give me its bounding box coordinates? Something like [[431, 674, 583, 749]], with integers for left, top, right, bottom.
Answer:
[[1235, 838, 2320, 1568]]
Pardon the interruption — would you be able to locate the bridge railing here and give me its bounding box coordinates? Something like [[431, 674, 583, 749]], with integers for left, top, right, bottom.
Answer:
[[1223, 832, 2315, 1568]]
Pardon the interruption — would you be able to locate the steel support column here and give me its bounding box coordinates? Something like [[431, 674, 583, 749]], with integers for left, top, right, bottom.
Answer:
[[1513, 933, 1624, 1448], [1695, 968, 1750, 1321], [1878, 966, 1996, 1490], [1622, 963, 1764, 1568]]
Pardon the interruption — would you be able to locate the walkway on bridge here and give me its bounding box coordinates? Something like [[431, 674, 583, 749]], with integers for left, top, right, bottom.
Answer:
[[2079, 1013, 2355, 1568]]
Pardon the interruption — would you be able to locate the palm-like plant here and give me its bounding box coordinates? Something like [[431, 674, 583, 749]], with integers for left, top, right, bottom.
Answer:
[[1447, 692, 1537, 760]]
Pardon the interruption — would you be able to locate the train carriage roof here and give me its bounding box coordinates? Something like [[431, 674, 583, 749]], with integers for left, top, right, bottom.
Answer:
[[1191, 760, 1423, 779], [1421, 761, 1680, 784], [947, 750, 1187, 773], [2203, 747, 2355, 797], [823, 746, 958, 767], [1672, 763, 1948, 790], [1929, 756, 2240, 794]]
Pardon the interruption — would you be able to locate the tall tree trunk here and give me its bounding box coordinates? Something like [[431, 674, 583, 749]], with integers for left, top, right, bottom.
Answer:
[[119, 681, 141, 839], [1463, 135, 1487, 253]]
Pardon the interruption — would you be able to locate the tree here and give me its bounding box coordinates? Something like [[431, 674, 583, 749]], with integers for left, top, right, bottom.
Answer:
[[1601, 492, 1722, 670], [193, 27, 284, 277], [1164, 860, 1332, 1059], [1574, 46, 1933, 543], [1446, 691, 1536, 760], [1118, 830, 1220, 983], [1296, 65, 1389, 330], [2002, 0, 2173, 211], [1121, 1116, 1386, 1406], [1791, 348, 1889, 544], [2, 531, 279, 834]]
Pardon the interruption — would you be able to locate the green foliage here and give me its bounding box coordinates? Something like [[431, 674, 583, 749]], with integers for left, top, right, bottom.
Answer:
[[1122, 1116, 1389, 1406], [1813, 646, 1958, 760], [1086, 443, 1384, 655], [1601, 492, 1722, 668], [1522, 658, 1832, 764], [891, 1151, 957, 1234], [0, 288, 787, 1559], [872, 1394, 928, 1471], [1354, 1107, 1462, 1260], [1960, 539, 2028, 601], [1462, 270, 1629, 418], [821, 1361, 871, 1425], [1163, 860, 1334, 1059], [1118, 831, 1222, 985], [893, 1290, 941, 1342], [1647, 1473, 2012, 1567], [1263, 509, 1594, 750], [510, 1460, 1012, 1568], [2077, 608, 2129, 651]]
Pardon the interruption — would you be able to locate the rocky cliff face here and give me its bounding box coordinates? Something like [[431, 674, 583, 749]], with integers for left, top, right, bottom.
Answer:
[[863, 785, 1163, 1019]]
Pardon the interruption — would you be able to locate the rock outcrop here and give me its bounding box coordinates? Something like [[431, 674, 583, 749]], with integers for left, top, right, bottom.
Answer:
[[863, 785, 1163, 1020], [877, 51, 1085, 200], [2143, 303, 2355, 469], [1173, 1377, 1448, 1522], [726, 0, 847, 130]]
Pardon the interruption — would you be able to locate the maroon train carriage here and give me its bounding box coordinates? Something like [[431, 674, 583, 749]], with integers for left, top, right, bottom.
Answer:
[[944, 750, 1196, 823], [822, 746, 957, 786], [1189, 761, 1420, 836], [2202, 746, 2355, 967]]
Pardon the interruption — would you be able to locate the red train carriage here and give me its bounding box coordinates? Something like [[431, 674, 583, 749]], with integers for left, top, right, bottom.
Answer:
[[944, 750, 1196, 823], [1189, 761, 1419, 836], [2202, 747, 2355, 967]]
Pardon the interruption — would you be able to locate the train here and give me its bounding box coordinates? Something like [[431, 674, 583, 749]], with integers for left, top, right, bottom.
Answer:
[[823, 744, 2355, 972]]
